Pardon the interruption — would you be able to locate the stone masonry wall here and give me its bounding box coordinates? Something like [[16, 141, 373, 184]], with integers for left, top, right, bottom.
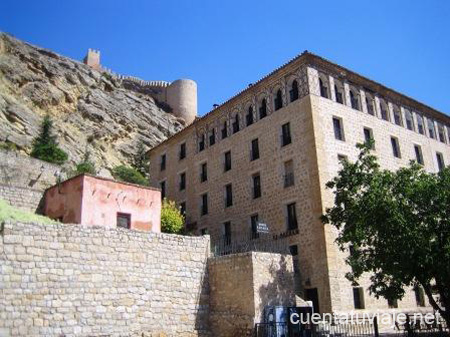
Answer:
[[0, 184, 44, 212], [208, 252, 295, 337], [0, 149, 61, 190], [0, 221, 210, 337]]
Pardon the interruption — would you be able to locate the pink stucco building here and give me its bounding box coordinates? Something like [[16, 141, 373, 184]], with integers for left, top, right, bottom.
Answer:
[[43, 174, 161, 232]]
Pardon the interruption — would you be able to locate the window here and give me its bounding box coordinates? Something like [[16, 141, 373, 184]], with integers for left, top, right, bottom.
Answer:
[[333, 117, 345, 141], [180, 202, 186, 217], [414, 286, 425, 307], [259, 98, 267, 119], [251, 214, 259, 239], [224, 151, 231, 172], [160, 181, 166, 199], [251, 138, 260, 161], [414, 145, 424, 165], [290, 80, 299, 102], [232, 114, 240, 134], [416, 114, 425, 135], [334, 80, 344, 104], [393, 105, 402, 126], [290, 245, 299, 273], [225, 184, 233, 207], [363, 127, 374, 149], [221, 121, 228, 139], [179, 143, 186, 160], [253, 174, 261, 199], [200, 162, 207, 182], [160, 154, 166, 171], [274, 89, 283, 111], [319, 77, 329, 99], [246, 106, 254, 126], [391, 137, 401, 158], [405, 109, 414, 131], [380, 99, 389, 121], [284, 160, 295, 188], [388, 298, 398, 309], [200, 227, 208, 236], [117, 213, 131, 229], [437, 123, 446, 143], [338, 154, 348, 163], [201, 193, 208, 216], [366, 94, 375, 115], [179, 172, 186, 191], [286, 202, 298, 230], [209, 129, 216, 146], [427, 118, 436, 139], [437, 152, 445, 172], [198, 134, 205, 152], [281, 122, 292, 146], [350, 88, 361, 111], [223, 221, 231, 245], [353, 287, 365, 309]]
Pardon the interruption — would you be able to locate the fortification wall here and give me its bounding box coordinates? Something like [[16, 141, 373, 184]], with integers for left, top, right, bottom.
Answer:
[[0, 184, 44, 212], [0, 221, 210, 336], [0, 149, 61, 190]]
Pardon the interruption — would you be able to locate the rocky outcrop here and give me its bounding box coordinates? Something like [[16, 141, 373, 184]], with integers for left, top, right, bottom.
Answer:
[[0, 33, 183, 170]]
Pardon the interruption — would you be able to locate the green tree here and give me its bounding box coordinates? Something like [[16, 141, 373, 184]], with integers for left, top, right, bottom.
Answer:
[[74, 150, 96, 175], [132, 140, 149, 179], [322, 142, 450, 325], [161, 199, 184, 234], [111, 165, 148, 186], [31, 115, 68, 164]]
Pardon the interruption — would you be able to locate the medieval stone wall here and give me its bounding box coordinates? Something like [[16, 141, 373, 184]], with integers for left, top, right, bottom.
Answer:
[[0, 221, 210, 337], [0, 184, 44, 212]]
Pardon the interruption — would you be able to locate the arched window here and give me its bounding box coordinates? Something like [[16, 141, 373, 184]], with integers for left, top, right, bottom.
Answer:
[[334, 80, 344, 104], [232, 114, 240, 134], [259, 98, 267, 119], [350, 87, 361, 111], [319, 79, 328, 98], [365, 93, 375, 115], [289, 80, 299, 102], [393, 105, 402, 126], [404, 109, 414, 131], [379, 98, 389, 121], [246, 106, 254, 126], [274, 89, 283, 111]]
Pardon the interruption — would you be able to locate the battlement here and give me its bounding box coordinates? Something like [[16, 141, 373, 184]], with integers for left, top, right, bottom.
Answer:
[[82, 48, 197, 124]]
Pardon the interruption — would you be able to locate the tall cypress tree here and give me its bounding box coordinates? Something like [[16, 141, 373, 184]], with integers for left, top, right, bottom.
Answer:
[[31, 115, 68, 164]]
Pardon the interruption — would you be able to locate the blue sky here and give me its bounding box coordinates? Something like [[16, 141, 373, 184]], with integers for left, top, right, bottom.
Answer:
[[2, 0, 449, 116]]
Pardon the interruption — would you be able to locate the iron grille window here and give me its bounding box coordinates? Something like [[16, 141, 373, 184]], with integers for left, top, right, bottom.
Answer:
[[201, 193, 208, 216], [198, 134, 205, 152], [437, 152, 445, 172], [179, 143, 186, 160], [117, 213, 131, 229], [160, 154, 166, 171], [353, 287, 365, 309], [209, 129, 216, 146], [200, 163, 207, 182], [259, 99, 267, 119], [253, 174, 261, 199], [221, 121, 228, 139], [223, 221, 231, 246], [179, 172, 186, 191], [246, 106, 254, 126], [391, 137, 401, 158], [225, 184, 233, 207], [251, 214, 259, 239], [286, 202, 298, 230], [281, 123, 292, 147], [232, 115, 240, 134], [224, 151, 231, 172], [414, 145, 424, 165], [333, 117, 344, 141], [251, 138, 259, 161], [284, 160, 294, 188], [290, 80, 299, 102], [363, 127, 374, 149], [160, 181, 166, 200]]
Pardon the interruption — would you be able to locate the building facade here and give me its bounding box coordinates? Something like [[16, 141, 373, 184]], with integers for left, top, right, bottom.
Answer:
[[147, 52, 449, 314]]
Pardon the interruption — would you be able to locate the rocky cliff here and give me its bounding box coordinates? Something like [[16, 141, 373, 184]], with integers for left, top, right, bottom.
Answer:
[[0, 33, 184, 171]]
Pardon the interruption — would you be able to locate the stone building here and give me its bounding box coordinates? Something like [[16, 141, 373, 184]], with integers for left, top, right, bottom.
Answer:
[[147, 51, 449, 314]]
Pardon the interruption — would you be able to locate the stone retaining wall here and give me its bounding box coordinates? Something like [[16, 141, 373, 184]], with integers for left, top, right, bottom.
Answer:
[[0, 221, 210, 337], [0, 184, 44, 212]]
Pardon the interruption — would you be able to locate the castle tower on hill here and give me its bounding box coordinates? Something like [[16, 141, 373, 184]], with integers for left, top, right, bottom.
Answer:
[[82, 49, 197, 125]]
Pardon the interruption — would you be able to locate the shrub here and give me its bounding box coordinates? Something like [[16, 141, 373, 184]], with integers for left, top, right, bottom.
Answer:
[[111, 165, 148, 186], [74, 150, 96, 175], [31, 115, 68, 164], [132, 140, 149, 179], [161, 199, 184, 234], [0, 140, 17, 151]]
